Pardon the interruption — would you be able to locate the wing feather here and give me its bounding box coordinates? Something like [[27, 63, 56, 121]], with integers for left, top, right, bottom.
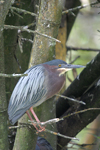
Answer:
[[8, 65, 47, 124]]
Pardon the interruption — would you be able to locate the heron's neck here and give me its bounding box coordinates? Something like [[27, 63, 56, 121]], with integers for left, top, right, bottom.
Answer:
[[43, 64, 66, 76], [57, 68, 67, 76]]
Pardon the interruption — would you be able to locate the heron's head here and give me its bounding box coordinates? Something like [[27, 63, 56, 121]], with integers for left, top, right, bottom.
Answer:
[[44, 59, 84, 76]]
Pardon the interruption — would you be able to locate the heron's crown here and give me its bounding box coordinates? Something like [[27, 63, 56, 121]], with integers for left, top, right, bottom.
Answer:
[[44, 59, 67, 66], [44, 59, 84, 69]]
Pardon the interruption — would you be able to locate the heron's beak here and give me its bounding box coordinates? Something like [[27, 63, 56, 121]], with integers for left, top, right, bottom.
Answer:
[[64, 64, 85, 69], [59, 64, 85, 76]]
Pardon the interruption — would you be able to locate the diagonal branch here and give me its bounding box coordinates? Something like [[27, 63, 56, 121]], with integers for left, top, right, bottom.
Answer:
[[62, 1, 100, 14], [56, 52, 100, 149], [56, 52, 100, 118], [10, 6, 38, 17], [4, 25, 61, 43], [57, 79, 100, 149]]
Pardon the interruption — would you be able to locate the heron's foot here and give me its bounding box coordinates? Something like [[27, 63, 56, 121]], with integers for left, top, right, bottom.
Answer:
[[26, 110, 45, 132], [36, 125, 45, 133]]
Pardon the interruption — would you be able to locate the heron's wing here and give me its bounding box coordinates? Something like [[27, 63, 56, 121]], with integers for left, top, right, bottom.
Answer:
[[8, 65, 47, 124]]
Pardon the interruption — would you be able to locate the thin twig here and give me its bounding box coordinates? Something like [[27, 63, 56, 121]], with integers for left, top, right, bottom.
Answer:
[[35, 30, 61, 43], [30, 108, 100, 126], [0, 73, 27, 78], [45, 129, 79, 141], [10, 6, 38, 17], [66, 74, 73, 83], [69, 56, 80, 64], [29, 118, 63, 126], [62, 1, 100, 14], [8, 108, 100, 140], [56, 94, 86, 105], [62, 108, 100, 120], [12, 11, 23, 19], [9, 124, 78, 140], [68, 141, 95, 149], [21, 22, 36, 29], [9, 125, 27, 129], [20, 37, 33, 43], [93, 5, 100, 8], [67, 46, 100, 52], [18, 33, 23, 53], [14, 53, 22, 71], [8, 108, 100, 129], [4, 25, 61, 43]]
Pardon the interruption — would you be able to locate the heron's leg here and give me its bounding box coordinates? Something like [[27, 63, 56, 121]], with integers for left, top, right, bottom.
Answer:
[[26, 110, 38, 131], [30, 107, 40, 122], [26, 110, 44, 132], [30, 107, 45, 131]]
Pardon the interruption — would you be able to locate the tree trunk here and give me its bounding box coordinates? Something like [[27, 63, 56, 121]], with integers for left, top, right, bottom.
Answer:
[[4, 1, 35, 149], [0, 0, 12, 150], [13, 0, 63, 150], [57, 52, 100, 149]]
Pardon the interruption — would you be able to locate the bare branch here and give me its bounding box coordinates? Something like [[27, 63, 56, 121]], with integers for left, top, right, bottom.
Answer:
[[35, 31, 61, 43], [62, 1, 100, 14], [0, 73, 27, 78], [29, 118, 63, 126], [18, 33, 23, 53], [29, 108, 100, 127], [10, 6, 38, 17], [9, 124, 78, 140], [69, 56, 80, 64], [56, 94, 86, 105], [45, 129, 79, 141], [9, 108, 100, 143], [67, 46, 100, 52], [9, 125, 27, 129], [62, 108, 100, 120], [20, 37, 33, 43], [4, 25, 61, 43]]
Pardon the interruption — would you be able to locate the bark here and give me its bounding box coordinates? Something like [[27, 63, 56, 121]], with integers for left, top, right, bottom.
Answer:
[[13, 0, 63, 150], [57, 77, 100, 149], [55, 21, 67, 61], [0, 32, 8, 150], [56, 52, 100, 117], [4, 1, 34, 149], [56, 52, 100, 149], [4, 0, 33, 104], [0, 0, 12, 150]]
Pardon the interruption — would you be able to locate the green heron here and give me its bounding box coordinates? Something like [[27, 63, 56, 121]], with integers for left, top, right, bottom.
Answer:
[[8, 59, 84, 131]]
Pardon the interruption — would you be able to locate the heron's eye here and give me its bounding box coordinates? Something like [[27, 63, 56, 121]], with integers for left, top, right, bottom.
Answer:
[[58, 64, 61, 68]]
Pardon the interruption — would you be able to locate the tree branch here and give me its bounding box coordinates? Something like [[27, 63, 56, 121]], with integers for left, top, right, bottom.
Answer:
[[0, 73, 27, 78], [10, 6, 38, 17], [56, 52, 100, 149], [62, 1, 100, 14], [4, 25, 61, 43], [56, 52, 100, 118], [67, 46, 100, 52], [9, 124, 79, 141], [57, 78, 100, 149]]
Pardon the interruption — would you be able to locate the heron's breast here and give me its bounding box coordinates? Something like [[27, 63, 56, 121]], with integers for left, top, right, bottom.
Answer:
[[45, 71, 65, 99]]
